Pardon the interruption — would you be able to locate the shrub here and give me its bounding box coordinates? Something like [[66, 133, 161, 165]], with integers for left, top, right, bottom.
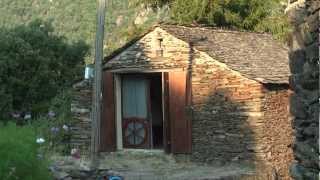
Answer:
[[0, 122, 52, 180], [30, 89, 73, 155], [136, 0, 292, 42]]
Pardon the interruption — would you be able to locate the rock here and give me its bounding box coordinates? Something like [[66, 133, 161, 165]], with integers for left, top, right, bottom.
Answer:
[[289, 50, 306, 74], [291, 71, 319, 91], [290, 163, 305, 180], [302, 123, 317, 137], [68, 170, 86, 178], [73, 80, 90, 89], [305, 42, 318, 62], [286, 3, 308, 26], [134, 8, 151, 25], [290, 94, 308, 118], [304, 171, 319, 179], [116, 16, 124, 26], [293, 141, 318, 168], [52, 171, 70, 180], [71, 106, 90, 114]]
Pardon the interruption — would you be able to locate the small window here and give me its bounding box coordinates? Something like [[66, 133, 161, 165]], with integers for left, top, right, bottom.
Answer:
[[158, 38, 163, 49], [156, 38, 164, 57]]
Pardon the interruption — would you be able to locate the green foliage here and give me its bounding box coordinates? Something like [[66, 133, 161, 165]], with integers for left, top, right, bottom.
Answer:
[[0, 0, 165, 63], [33, 89, 73, 155], [0, 20, 89, 118], [105, 1, 168, 54], [136, 0, 292, 41], [33, 116, 71, 155], [133, 0, 173, 9], [0, 122, 52, 180]]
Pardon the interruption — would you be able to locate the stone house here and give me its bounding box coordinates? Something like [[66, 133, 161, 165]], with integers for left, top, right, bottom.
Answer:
[[72, 25, 294, 178]]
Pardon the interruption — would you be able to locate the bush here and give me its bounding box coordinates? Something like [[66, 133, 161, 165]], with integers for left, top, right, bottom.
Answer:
[[33, 89, 73, 155], [136, 0, 292, 41], [0, 20, 89, 120], [0, 122, 52, 180]]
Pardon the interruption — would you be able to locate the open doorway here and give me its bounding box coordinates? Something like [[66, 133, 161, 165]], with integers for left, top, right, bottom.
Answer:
[[150, 73, 163, 149], [120, 73, 164, 150]]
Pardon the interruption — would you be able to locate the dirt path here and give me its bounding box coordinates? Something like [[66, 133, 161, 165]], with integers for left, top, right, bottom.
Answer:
[[51, 150, 256, 180]]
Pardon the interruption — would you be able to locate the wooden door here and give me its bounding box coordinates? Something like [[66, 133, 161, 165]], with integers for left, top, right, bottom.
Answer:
[[162, 72, 170, 153], [168, 71, 192, 154], [100, 72, 116, 152], [121, 76, 151, 149]]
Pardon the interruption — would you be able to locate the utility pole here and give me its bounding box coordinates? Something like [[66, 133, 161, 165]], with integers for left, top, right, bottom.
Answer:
[[91, 0, 106, 168]]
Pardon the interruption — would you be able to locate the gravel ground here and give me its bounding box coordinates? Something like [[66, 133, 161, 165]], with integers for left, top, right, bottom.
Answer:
[[50, 149, 257, 180]]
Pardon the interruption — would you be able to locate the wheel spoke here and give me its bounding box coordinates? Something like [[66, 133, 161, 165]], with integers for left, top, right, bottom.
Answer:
[[124, 120, 147, 145]]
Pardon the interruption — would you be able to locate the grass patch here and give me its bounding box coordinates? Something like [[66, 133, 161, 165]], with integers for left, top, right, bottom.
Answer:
[[0, 122, 52, 180]]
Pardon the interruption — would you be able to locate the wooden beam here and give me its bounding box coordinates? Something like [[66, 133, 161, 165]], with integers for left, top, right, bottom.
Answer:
[[114, 74, 123, 150], [91, 0, 106, 167], [107, 68, 186, 73]]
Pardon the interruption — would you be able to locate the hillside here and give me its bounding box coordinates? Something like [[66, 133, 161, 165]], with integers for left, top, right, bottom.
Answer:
[[0, 0, 290, 64], [0, 0, 167, 63]]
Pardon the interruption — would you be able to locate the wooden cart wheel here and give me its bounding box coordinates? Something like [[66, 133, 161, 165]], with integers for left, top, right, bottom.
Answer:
[[123, 119, 148, 147]]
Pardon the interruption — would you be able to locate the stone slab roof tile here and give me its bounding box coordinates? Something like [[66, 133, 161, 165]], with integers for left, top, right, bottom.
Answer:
[[160, 25, 290, 84], [104, 24, 290, 84]]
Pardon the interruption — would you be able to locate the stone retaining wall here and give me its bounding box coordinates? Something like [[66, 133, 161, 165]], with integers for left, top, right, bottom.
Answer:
[[286, 0, 319, 179], [70, 80, 92, 156]]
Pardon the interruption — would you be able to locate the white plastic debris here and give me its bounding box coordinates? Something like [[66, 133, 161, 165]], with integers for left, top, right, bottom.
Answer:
[[24, 113, 31, 120], [36, 138, 45, 144], [62, 125, 69, 131]]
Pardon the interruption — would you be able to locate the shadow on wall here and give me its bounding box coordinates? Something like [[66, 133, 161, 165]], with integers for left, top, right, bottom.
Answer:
[[190, 88, 258, 165], [186, 41, 256, 168]]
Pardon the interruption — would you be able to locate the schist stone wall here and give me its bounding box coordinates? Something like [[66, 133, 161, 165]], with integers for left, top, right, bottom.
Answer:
[[190, 51, 293, 179], [286, 0, 319, 179], [104, 27, 294, 178], [70, 80, 92, 156], [262, 86, 294, 179]]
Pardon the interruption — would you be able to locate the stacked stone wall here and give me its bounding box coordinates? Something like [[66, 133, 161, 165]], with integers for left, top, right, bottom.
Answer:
[[70, 80, 92, 156], [105, 27, 190, 70], [190, 51, 293, 179], [262, 87, 294, 179], [190, 51, 266, 164], [286, 0, 319, 179]]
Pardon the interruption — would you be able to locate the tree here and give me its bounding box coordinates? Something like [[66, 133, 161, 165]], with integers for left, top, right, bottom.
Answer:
[[0, 20, 89, 119], [136, 0, 291, 41]]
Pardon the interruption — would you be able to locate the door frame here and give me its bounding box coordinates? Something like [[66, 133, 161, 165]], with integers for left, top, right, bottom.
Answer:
[[113, 68, 186, 152], [114, 74, 123, 150], [121, 75, 151, 149], [114, 72, 168, 151]]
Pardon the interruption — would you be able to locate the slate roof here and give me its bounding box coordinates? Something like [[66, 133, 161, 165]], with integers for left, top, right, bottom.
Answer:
[[104, 25, 290, 84], [160, 25, 290, 84]]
